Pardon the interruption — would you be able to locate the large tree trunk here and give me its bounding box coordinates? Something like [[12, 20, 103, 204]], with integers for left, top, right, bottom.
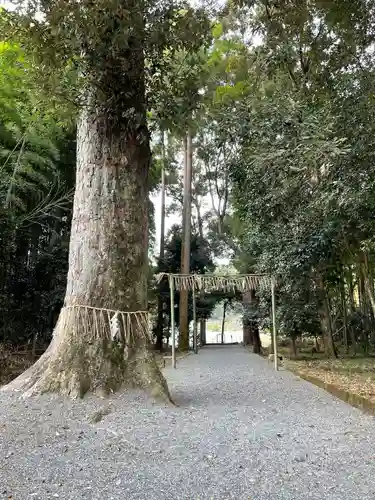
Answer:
[[3, 24, 170, 401]]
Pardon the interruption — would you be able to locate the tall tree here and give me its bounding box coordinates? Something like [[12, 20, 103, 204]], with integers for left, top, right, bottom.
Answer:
[[2, 1, 209, 398], [229, 0, 375, 357], [179, 129, 193, 350], [155, 130, 167, 351]]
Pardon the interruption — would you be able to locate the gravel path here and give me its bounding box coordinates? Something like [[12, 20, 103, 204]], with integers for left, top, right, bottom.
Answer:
[[1, 345, 375, 500]]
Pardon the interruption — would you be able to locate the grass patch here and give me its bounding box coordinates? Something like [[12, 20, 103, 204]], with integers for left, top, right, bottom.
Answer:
[[259, 339, 375, 408], [285, 355, 375, 405]]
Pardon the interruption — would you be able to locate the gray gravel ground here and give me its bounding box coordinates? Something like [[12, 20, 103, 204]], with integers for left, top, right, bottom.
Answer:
[[1, 345, 375, 500]]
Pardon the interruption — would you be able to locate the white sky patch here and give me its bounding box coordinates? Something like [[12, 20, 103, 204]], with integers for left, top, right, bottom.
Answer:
[[0, 1, 14, 9], [151, 187, 231, 266]]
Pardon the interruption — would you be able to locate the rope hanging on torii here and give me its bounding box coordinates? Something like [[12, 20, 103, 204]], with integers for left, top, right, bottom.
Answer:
[[155, 272, 271, 293]]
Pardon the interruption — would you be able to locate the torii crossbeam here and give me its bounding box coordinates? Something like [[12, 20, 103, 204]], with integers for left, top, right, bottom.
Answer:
[[155, 273, 278, 371]]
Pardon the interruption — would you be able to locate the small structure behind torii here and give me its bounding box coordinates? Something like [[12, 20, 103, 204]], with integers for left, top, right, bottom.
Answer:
[[155, 273, 278, 371]]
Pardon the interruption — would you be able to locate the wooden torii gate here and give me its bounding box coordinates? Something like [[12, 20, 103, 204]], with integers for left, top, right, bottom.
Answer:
[[155, 273, 278, 371]]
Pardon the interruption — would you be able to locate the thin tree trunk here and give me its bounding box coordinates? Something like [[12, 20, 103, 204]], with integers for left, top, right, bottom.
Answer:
[[251, 322, 262, 354], [347, 266, 356, 313], [346, 266, 357, 354], [179, 128, 193, 351], [155, 130, 166, 352], [200, 318, 206, 346], [320, 329, 327, 353], [221, 300, 228, 344], [363, 255, 375, 345], [195, 196, 206, 349], [358, 261, 369, 353], [358, 252, 375, 354], [340, 277, 349, 354], [3, 29, 170, 401], [242, 318, 252, 345], [314, 334, 320, 352], [242, 291, 254, 345], [363, 253, 375, 318], [243, 290, 261, 353], [291, 336, 297, 358], [242, 291, 252, 345], [317, 275, 337, 358], [358, 264, 365, 315]]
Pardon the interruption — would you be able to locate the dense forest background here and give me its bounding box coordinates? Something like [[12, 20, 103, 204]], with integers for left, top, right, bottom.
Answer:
[[1, 0, 375, 364]]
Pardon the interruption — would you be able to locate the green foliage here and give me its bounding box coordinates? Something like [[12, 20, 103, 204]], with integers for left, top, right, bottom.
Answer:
[[228, 0, 375, 353], [0, 41, 76, 346], [5, 0, 375, 358], [1, 1, 212, 132], [0, 0, 215, 350], [0, 43, 62, 214]]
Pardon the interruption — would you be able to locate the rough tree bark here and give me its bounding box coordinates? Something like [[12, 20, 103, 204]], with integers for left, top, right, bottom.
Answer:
[[2, 16, 170, 401]]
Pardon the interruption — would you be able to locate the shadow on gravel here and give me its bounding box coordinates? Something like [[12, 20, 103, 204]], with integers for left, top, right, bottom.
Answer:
[[169, 382, 256, 409]]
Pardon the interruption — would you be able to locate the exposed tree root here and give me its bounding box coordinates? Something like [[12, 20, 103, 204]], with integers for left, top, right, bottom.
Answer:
[[1, 306, 173, 403]]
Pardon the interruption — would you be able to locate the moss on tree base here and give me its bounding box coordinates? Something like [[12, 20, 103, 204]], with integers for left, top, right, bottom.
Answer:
[[1, 307, 173, 403]]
